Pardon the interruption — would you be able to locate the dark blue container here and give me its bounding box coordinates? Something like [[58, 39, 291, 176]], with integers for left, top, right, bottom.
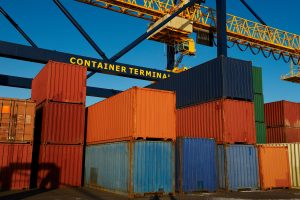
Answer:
[[146, 56, 253, 108], [176, 138, 217, 192]]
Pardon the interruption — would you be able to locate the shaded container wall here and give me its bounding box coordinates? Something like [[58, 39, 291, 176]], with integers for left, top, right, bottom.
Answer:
[[254, 94, 265, 123], [85, 141, 174, 197], [176, 138, 217, 193], [146, 56, 253, 108], [252, 66, 263, 94], [265, 143, 300, 188], [266, 127, 300, 143], [258, 145, 291, 190], [0, 98, 35, 142], [86, 87, 176, 144], [35, 101, 85, 144], [264, 101, 300, 128], [31, 61, 86, 105], [218, 145, 259, 191], [177, 99, 256, 144], [37, 144, 83, 189], [0, 143, 32, 190], [256, 122, 266, 144]]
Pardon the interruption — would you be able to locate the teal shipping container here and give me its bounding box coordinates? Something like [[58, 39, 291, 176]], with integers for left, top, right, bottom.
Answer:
[[85, 141, 175, 197], [218, 145, 260, 191], [252, 66, 263, 94], [256, 122, 267, 144], [254, 93, 265, 122]]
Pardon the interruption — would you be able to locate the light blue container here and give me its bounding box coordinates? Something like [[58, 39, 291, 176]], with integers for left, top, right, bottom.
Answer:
[[85, 141, 175, 197], [218, 145, 259, 191], [176, 138, 217, 192]]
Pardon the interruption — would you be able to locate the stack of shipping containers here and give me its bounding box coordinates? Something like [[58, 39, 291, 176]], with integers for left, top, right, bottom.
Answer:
[[252, 67, 267, 143], [265, 101, 300, 143], [0, 98, 35, 190], [84, 87, 176, 197], [31, 61, 86, 188], [147, 56, 259, 192]]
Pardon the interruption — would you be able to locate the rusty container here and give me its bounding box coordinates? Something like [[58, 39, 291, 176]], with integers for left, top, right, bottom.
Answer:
[[31, 61, 87, 105], [258, 145, 291, 190], [264, 101, 300, 128], [35, 101, 85, 144], [177, 99, 256, 144], [266, 127, 300, 143], [0, 143, 33, 190], [36, 144, 83, 189], [0, 98, 35, 142], [86, 87, 176, 144]]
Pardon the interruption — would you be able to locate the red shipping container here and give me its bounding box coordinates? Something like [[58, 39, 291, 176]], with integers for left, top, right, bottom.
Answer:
[[31, 61, 86, 105], [37, 144, 83, 189], [177, 99, 256, 144], [264, 101, 300, 128], [36, 101, 85, 144], [267, 127, 300, 143], [0, 143, 32, 190]]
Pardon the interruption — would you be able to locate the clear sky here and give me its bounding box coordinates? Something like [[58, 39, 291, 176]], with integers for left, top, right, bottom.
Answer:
[[0, 0, 299, 106]]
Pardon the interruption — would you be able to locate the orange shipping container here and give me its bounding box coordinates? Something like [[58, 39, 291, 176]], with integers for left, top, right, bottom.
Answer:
[[31, 61, 87, 105], [86, 87, 176, 144], [266, 127, 300, 143], [258, 146, 291, 190], [177, 99, 256, 144]]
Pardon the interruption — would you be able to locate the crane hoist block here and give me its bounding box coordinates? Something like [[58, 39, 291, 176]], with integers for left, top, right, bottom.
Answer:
[[147, 14, 193, 45]]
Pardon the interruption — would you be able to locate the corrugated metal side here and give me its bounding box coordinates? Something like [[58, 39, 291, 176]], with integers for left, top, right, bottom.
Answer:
[[176, 138, 217, 192], [0, 143, 32, 190], [177, 99, 255, 144], [37, 102, 85, 144], [86, 87, 176, 144], [258, 146, 291, 190], [264, 101, 300, 128], [37, 144, 83, 189], [0, 98, 35, 142], [133, 141, 174, 195], [146, 56, 253, 108], [267, 127, 300, 143], [218, 145, 259, 191], [85, 142, 129, 193], [256, 122, 266, 144], [252, 66, 263, 94], [31, 61, 86, 105], [254, 94, 264, 123]]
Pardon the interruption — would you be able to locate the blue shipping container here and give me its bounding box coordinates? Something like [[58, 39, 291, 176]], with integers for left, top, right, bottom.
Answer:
[[176, 138, 217, 192], [218, 145, 259, 191], [85, 141, 174, 197], [146, 56, 253, 108]]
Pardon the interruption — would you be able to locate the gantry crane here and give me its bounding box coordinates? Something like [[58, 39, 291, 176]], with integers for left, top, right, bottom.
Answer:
[[77, 0, 300, 83]]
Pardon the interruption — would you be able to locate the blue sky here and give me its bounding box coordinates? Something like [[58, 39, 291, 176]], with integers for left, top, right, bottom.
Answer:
[[0, 0, 299, 106]]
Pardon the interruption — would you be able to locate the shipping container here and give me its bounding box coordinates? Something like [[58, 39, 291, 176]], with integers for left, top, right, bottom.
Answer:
[[0, 98, 35, 142], [267, 127, 300, 143], [85, 141, 174, 197], [217, 145, 259, 191], [254, 93, 265, 122], [252, 66, 263, 94], [264, 101, 300, 128], [86, 87, 176, 144], [177, 99, 256, 144], [35, 101, 85, 144], [256, 122, 266, 144], [176, 138, 217, 193], [36, 144, 83, 189], [31, 61, 86, 105], [0, 143, 32, 190], [146, 56, 253, 108], [258, 145, 291, 190]]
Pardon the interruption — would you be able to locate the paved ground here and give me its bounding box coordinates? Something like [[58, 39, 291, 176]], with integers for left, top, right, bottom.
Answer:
[[1, 188, 300, 200]]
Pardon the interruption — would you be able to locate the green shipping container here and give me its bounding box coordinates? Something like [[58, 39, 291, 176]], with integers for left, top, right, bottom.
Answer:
[[256, 122, 266, 144], [252, 67, 263, 94], [254, 93, 265, 122]]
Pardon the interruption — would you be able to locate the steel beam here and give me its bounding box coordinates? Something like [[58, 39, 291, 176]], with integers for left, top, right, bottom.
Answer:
[[216, 0, 227, 57], [0, 74, 121, 98], [239, 0, 266, 25], [166, 45, 175, 70]]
